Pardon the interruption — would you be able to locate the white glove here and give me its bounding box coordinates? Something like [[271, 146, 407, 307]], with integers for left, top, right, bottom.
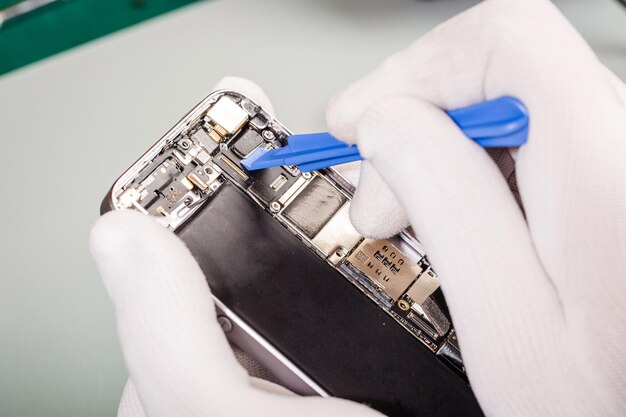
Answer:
[[325, 0, 626, 416], [89, 77, 379, 417]]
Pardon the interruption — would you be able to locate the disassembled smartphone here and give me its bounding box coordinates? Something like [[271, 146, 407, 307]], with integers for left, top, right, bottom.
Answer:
[[101, 91, 484, 417]]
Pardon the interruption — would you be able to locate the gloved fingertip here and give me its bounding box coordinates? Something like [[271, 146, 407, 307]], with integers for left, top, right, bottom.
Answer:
[[88, 210, 159, 264], [332, 160, 362, 186], [348, 162, 409, 239], [354, 96, 425, 152], [350, 201, 408, 239], [88, 210, 195, 304], [213, 76, 275, 116], [325, 93, 359, 144]]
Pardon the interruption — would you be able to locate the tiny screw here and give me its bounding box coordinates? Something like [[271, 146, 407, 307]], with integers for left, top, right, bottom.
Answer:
[[269, 202, 281, 213], [302, 172, 312, 180], [262, 130, 275, 141], [217, 315, 233, 332], [204, 167, 213, 175]]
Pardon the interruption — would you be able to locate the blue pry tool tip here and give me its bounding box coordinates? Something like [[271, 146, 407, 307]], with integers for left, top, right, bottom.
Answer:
[[241, 96, 529, 173]]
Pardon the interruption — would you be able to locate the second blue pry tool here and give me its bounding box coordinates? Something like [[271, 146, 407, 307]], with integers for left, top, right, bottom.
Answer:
[[241, 96, 529, 173]]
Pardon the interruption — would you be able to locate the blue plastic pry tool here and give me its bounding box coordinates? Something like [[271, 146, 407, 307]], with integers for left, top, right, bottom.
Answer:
[[241, 96, 529, 172]]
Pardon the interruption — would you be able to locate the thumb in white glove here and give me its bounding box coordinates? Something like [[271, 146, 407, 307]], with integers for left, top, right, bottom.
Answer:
[[89, 77, 379, 417], [326, 0, 626, 416]]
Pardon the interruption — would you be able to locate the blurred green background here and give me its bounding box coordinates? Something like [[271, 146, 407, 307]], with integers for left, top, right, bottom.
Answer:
[[0, 0, 201, 75]]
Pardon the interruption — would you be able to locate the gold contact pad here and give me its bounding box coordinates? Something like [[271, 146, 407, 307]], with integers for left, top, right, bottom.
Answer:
[[208, 129, 222, 143], [347, 239, 423, 301], [206, 96, 249, 135], [187, 172, 208, 190], [219, 155, 249, 181]]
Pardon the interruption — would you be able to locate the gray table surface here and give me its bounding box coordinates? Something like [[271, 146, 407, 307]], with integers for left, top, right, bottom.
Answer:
[[1, 0, 624, 416]]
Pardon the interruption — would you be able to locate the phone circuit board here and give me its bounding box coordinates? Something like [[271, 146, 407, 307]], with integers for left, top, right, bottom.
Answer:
[[110, 90, 464, 375]]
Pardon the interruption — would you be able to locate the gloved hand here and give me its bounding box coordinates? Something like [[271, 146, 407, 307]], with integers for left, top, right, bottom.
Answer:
[[325, 0, 626, 417], [89, 77, 378, 417]]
